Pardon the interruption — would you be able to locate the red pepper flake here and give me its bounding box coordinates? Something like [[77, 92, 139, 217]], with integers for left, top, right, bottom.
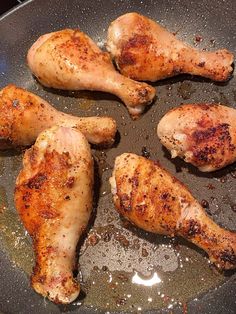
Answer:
[[195, 35, 203, 42], [206, 183, 215, 190], [88, 233, 99, 246], [183, 302, 188, 314]]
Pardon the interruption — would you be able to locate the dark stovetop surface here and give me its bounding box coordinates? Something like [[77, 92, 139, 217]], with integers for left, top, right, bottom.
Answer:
[[0, 0, 26, 15]]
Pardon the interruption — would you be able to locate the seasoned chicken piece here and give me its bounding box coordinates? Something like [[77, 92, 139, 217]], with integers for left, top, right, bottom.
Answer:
[[15, 126, 94, 303], [157, 104, 236, 172], [110, 153, 236, 270], [27, 29, 156, 118], [0, 84, 117, 149], [107, 12, 234, 82]]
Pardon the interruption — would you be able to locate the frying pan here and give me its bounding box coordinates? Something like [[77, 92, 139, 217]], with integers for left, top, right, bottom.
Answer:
[[0, 0, 236, 313]]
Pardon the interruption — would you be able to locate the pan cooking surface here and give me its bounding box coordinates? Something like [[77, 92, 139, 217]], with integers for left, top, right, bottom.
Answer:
[[0, 0, 236, 313]]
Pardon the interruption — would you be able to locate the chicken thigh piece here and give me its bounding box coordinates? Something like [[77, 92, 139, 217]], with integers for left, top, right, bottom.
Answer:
[[15, 126, 94, 304], [157, 104, 236, 172], [0, 84, 117, 149], [107, 12, 234, 82], [27, 29, 156, 118], [110, 153, 236, 270]]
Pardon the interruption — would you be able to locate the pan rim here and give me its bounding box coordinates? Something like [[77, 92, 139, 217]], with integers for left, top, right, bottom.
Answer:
[[0, 0, 235, 313]]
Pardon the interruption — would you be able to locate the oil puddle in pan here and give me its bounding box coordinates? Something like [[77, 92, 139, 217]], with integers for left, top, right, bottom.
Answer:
[[177, 81, 196, 100], [0, 192, 34, 275], [0, 157, 5, 176], [0, 154, 229, 313], [0, 192, 226, 312], [93, 149, 113, 197], [78, 195, 225, 312], [64, 90, 108, 112], [76, 91, 96, 111], [0, 153, 34, 275], [0, 186, 8, 213]]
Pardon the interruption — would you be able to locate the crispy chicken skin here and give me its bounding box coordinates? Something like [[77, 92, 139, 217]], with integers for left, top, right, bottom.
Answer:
[[157, 104, 236, 172], [27, 29, 156, 118], [110, 153, 236, 270], [107, 12, 234, 82], [0, 84, 117, 149], [15, 126, 94, 303]]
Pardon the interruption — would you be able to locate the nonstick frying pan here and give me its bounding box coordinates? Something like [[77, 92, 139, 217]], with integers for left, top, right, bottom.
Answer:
[[0, 0, 236, 313]]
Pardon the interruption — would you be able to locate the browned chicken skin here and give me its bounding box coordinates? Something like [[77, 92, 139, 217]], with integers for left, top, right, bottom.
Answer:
[[157, 103, 236, 171], [27, 29, 156, 118], [15, 126, 94, 303], [0, 84, 117, 149], [110, 153, 236, 270], [107, 12, 234, 82]]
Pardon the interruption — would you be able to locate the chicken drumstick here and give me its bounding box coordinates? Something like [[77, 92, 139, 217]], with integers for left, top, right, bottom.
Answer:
[[157, 103, 236, 172], [27, 29, 156, 118], [110, 153, 236, 270], [107, 12, 234, 82], [15, 126, 94, 303], [0, 84, 117, 149]]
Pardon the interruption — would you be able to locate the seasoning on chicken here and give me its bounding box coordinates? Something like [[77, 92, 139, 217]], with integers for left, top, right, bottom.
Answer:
[[110, 153, 236, 270], [107, 12, 234, 82], [157, 103, 236, 172], [15, 126, 94, 303], [27, 29, 156, 118], [0, 84, 117, 149]]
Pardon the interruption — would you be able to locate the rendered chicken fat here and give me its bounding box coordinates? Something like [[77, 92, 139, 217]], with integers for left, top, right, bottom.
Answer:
[[15, 126, 94, 304], [110, 153, 236, 270]]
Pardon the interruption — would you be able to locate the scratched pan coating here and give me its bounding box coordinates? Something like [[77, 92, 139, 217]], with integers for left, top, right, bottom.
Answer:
[[0, 0, 236, 313]]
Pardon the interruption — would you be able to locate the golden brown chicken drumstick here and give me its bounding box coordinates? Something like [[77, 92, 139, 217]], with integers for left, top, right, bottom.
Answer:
[[157, 103, 236, 172], [107, 12, 234, 82], [27, 29, 156, 118], [0, 84, 117, 149], [15, 126, 93, 304], [110, 153, 236, 270]]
